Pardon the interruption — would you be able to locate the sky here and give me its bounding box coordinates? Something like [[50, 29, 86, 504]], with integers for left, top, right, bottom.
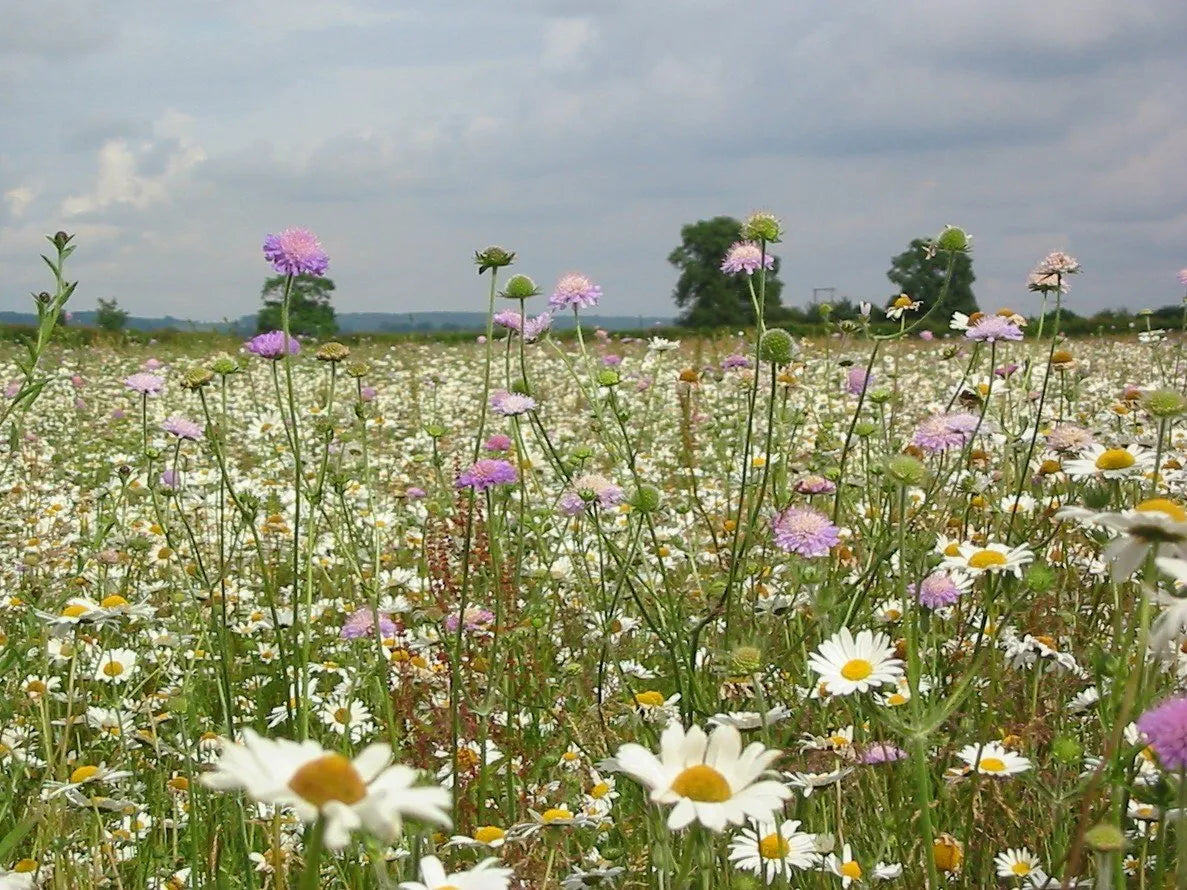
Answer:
[[1, 0, 1185, 321]]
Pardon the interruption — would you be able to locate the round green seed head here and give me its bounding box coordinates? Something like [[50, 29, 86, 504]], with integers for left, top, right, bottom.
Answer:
[[758, 328, 795, 364]]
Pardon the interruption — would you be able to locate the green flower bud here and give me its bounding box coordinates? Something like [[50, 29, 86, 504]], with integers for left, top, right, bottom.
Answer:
[[758, 328, 795, 365], [1083, 823, 1125, 853], [886, 454, 927, 486], [1143, 388, 1187, 418], [425, 423, 446, 439], [1024, 563, 1055, 593], [474, 246, 516, 275], [510, 378, 532, 396], [631, 483, 661, 513], [934, 225, 971, 253], [316, 342, 350, 363], [500, 274, 539, 300], [740, 211, 782, 244], [181, 367, 214, 390], [854, 420, 878, 438], [573, 445, 593, 461], [52, 231, 73, 250], [823, 466, 842, 482], [596, 369, 621, 387], [1050, 734, 1082, 766], [868, 387, 892, 405], [345, 360, 370, 379], [729, 645, 763, 674], [210, 355, 238, 376]]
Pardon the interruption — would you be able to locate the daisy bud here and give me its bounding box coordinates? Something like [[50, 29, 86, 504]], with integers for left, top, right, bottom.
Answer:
[[934, 225, 971, 253], [886, 455, 926, 486], [740, 211, 782, 244], [1024, 563, 1055, 593], [500, 274, 539, 300], [1143, 388, 1186, 418], [53, 231, 73, 249], [1050, 734, 1082, 766]]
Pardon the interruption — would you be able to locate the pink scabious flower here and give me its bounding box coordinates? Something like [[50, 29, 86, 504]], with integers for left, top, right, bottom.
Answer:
[[911, 412, 982, 454], [862, 743, 907, 764], [125, 372, 164, 395], [1035, 251, 1080, 276], [772, 506, 839, 558], [919, 330, 934, 341], [549, 273, 602, 311], [246, 330, 300, 359], [162, 416, 202, 441], [721, 353, 750, 370], [340, 608, 397, 640], [846, 365, 872, 396], [1136, 695, 1187, 771], [721, 241, 775, 276], [483, 434, 513, 452], [1178, 268, 1187, 288], [794, 475, 836, 495], [965, 315, 1023, 343], [444, 606, 495, 633], [492, 310, 552, 342], [456, 459, 517, 491], [262, 227, 329, 277], [912, 572, 964, 609], [1045, 424, 1094, 454], [560, 473, 624, 516], [490, 391, 537, 416]]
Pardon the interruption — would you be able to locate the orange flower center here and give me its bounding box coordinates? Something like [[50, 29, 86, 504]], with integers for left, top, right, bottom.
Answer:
[[287, 754, 366, 807]]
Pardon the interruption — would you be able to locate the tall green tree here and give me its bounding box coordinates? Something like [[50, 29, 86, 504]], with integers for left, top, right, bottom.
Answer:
[[257, 274, 338, 337], [95, 298, 128, 332], [886, 238, 977, 318], [669, 217, 785, 327]]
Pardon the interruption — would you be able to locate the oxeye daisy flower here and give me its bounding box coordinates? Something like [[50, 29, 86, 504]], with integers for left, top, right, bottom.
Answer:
[[201, 730, 450, 850], [262, 227, 329, 277], [772, 506, 839, 557], [823, 843, 864, 887], [1062, 443, 1152, 481], [1058, 498, 1187, 579], [807, 627, 903, 696], [995, 847, 1042, 880], [727, 818, 819, 880], [93, 648, 138, 683], [549, 273, 602, 311], [955, 741, 1030, 777], [941, 542, 1033, 578], [721, 241, 774, 276], [397, 855, 513, 890], [611, 723, 790, 832]]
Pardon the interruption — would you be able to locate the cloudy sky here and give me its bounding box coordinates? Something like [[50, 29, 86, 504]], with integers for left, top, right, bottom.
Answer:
[[1, 0, 1184, 321]]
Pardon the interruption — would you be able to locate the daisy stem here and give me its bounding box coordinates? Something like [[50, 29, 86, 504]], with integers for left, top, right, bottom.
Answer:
[[297, 816, 325, 890]]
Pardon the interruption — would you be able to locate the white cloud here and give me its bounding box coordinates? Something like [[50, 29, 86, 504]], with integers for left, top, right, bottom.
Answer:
[[4, 187, 34, 219]]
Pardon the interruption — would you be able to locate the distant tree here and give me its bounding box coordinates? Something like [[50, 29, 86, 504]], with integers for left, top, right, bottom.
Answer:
[[96, 298, 129, 332], [887, 238, 977, 319], [669, 217, 785, 327], [257, 274, 338, 337]]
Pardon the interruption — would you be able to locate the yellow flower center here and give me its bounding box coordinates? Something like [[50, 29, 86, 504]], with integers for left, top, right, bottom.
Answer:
[[669, 765, 732, 802], [61, 604, 89, 618], [635, 690, 665, 707], [287, 754, 366, 807], [887, 693, 908, 706], [840, 860, 862, 879], [590, 781, 611, 798], [943, 543, 961, 557], [26, 680, 46, 694], [893, 295, 913, 309], [71, 765, 100, 783], [1011, 862, 1032, 876], [333, 707, 351, 724], [840, 658, 873, 681], [978, 757, 1006, 773], [1095, 448, 1135, 470], [541, 807, 572, 823], [1136, 498, 1187, 522], [14, 859, 37, 873], [473, 825, 505, 844], [968, 549, 1007, 569], [759, 833, 791, 859], [562, 751, 579, 762], [103, 661, 126, 677], [100, 595, 128, 608]]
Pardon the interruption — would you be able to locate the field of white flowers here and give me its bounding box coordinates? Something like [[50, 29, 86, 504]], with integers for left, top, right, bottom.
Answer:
[[2, 224, 1187, 888]]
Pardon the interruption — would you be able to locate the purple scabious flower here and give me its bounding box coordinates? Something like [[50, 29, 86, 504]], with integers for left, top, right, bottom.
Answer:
[[862, 743, 907, 764], [125, 372, 164, 395], [159, 470, 179, 489], [490, 391, 537, 416], [558, 490, 586, 516], [919, 330, 934, 341], [911, 412, 982, 454], [162, 416, 202, 441], [456, 459, 517, 491], [912, 572, 964, 609], [721, 353, 750, 370], [794, 475, 836, 495], [483, 434, 513, 453], [405, 486, 427, 500], [493, 310, 552, 342], [602, 354, 622, 366], [721, 241, 775, 276], [1179, 269, 1187, 288], [772, 505, 839, 558], [549, 273, 602, 311], [1136, 695, 1187, 771], [966, 316, 1023, 343], [246, 330, 300, 359], [995, 362, 1020, 378], [846, 365, 872, 396], [340, 608, 397, 640], [262, 227, 329, 277], [444, 606, 495, 633], [561, 473, 624, 516]]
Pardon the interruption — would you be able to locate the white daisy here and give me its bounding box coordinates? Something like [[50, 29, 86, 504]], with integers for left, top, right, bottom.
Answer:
[[823, 843, 865, 886], [941, 542, 1033, 578], [201, 729, 450, 850], [995, 847, 1041, 880], [94, 649, 138, 684], [1059, 498, 1187, 579], [955, 741, 1031, 777], [807, 628, 903, 696], [398, 855, 513, 890], [612, 723, 790, 832], [1063, 444, 1153, 481], [728, 818, 818, 881]]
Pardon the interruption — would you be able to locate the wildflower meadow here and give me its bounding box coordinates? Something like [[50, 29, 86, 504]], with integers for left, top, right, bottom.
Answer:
[[5, 221, 1187, 889]]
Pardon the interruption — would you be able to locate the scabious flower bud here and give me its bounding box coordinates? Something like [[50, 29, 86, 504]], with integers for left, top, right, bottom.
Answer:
[[500, 274, 539, 300], [1050, 734, 1082, 766], [596, 369, 621, 387], [52, 231, 73, 250], [210, 355, 238, 376], [740, 211, 782, 243], [631, 484, 661, 513], [729, 645, 763, 674], [474, 246, 516, 275], [345, 361, 369, 379], [886, 454, 926, 486], [181, 367, 214, 390], [1084, 823, 1124, 853], [1143, 388, 1187, 418], [758, 328, 795, 364], [934, 225, 971, 253], [316, 342, 350, 363], [854, 420, 878, 438]]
